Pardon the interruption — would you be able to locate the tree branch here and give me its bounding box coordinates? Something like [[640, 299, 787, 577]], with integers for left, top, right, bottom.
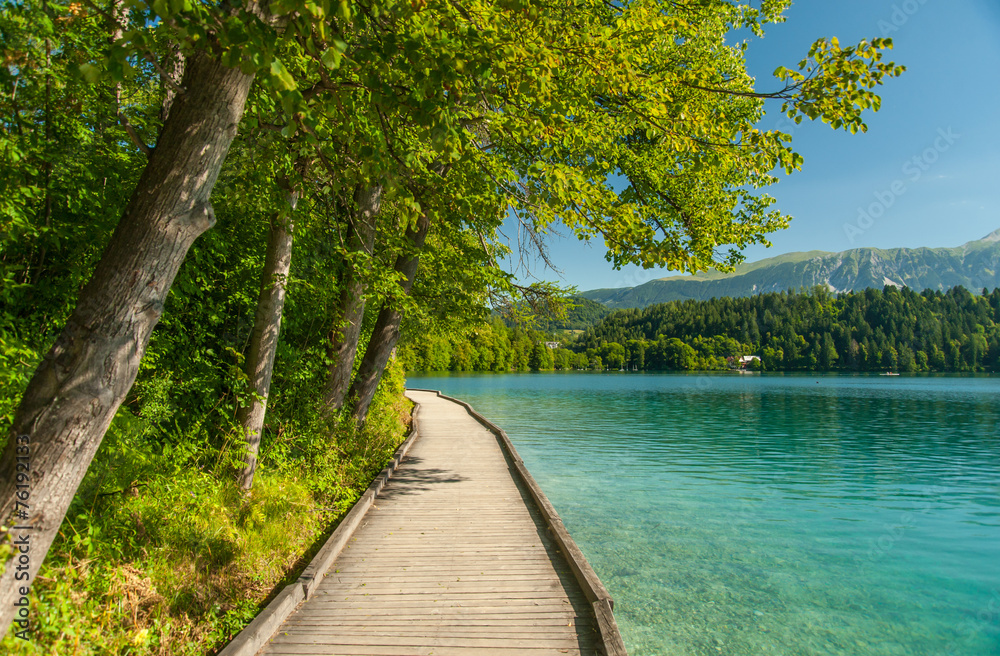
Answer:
[[117, 111, 152, 156]]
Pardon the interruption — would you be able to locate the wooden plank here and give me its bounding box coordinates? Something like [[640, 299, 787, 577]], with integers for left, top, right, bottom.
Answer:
[[270, 636, 586, 649], [326, 563, 570, 572], [593, 598, 628, 656], [285, 613, 591, 623], [283, 621, 590, 632], [317, 581, 578, 592], [310, 595, 583, 605], [323, 576, 572, 585], [318, 576, 573, 587], [331, 559, 561, 568], [264, 646, 602, 656], [326, 568, 570, 577], [299, 596, 583, 607], [280, 630, 589, 639], [285, 608, 583, 618]]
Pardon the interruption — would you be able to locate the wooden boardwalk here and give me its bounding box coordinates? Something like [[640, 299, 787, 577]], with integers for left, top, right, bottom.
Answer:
[[256, 389, 624, 656]]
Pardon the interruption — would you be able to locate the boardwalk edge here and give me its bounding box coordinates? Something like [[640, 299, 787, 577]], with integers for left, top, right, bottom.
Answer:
[[411, 388, 629, 656], [216, 403, 423, 656]]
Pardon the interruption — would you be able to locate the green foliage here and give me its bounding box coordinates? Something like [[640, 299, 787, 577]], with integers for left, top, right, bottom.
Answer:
[[1, 358, 410, 656], [0, 0, 906, 649], [502, 297, 612, 332], [399, 317, 535, 373], [576, 286, 1000, 372], [775, 36, 904, 134], [0, 6, 417, 638], [0, 0, 149, 334], [398, 317, 594, 373], [411, 286, 1000, 374], [0, 329, 38, 431], [151, 0, 902, 281], [527, 341, 555, 372]]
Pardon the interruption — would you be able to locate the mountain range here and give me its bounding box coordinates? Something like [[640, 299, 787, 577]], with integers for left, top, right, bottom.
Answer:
[[580, 229, 1000, 309]]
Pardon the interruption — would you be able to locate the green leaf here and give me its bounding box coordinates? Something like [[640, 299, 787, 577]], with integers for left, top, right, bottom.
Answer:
[[337, 0, 351, 21], [270, 59, 296, 91], [79, 63, 101, 83], [321, 48, 342, 70]]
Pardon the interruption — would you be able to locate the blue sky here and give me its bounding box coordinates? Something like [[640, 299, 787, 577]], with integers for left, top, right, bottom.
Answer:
[[511, 0, 1000, 292]]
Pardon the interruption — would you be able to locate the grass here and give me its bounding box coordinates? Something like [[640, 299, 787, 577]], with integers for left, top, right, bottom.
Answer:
[[1, 359, 412, 655]]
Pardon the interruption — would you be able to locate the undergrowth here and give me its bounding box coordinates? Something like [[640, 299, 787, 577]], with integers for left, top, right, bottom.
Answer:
[[0, 350, 411, 656]]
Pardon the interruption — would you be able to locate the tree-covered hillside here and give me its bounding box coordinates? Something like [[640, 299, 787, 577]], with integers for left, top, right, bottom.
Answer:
[[584, 286, 1000, 371], [407, 286, 1000, 373]]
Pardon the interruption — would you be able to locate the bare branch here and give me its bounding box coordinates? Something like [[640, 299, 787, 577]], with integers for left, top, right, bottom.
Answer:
[[117, 111, 152, 156]]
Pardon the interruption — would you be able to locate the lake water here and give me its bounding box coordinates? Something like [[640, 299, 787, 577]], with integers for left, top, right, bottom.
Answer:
[[405, 372, 1000, 656]]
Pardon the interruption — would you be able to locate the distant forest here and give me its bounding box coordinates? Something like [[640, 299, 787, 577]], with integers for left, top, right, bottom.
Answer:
[[506, 297, 611, 331], [400, 286, 1000, 373]]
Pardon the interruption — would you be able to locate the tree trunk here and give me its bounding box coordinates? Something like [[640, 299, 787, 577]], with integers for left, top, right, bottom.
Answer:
[[236, 191, 297, 491], [347, 212, 430, 426], [160, 43, 186, 124], [0, 50, 255, 638], [323, 184, 381, 411]]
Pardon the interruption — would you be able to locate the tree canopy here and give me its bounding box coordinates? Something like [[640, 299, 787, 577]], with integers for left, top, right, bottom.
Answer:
[[0, 0, 902, 642]]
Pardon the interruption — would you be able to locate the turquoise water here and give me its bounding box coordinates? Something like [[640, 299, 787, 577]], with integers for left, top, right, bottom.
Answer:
[[406, 373, 1000, 656]]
